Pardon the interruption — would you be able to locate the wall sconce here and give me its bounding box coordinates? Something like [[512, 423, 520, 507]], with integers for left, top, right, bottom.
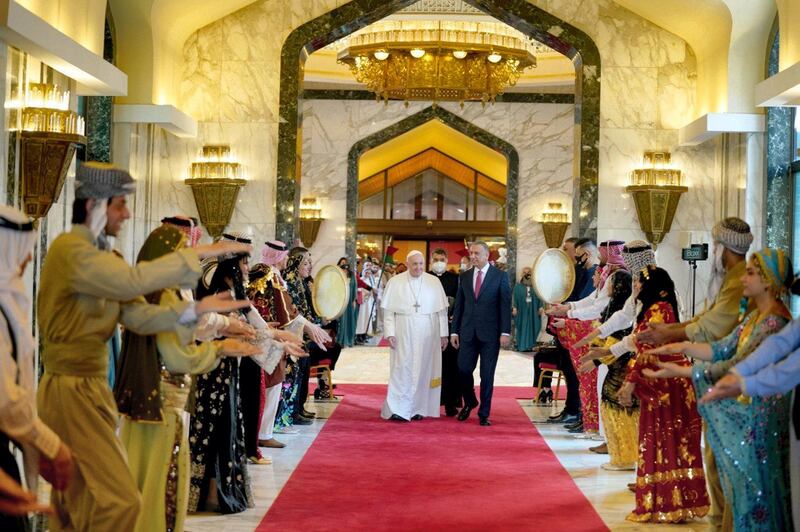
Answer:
[[15, 83, 86, 218], [626, 151, 687, 247], [299, 197, 324, 247], [184, 144, 246, 239], [538, 202, 570, 248]]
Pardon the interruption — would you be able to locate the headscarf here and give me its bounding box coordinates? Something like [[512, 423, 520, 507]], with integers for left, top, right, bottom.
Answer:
[[622, 240, 655, 274], [751, 248, 793, 302], [115, 225, 186, 421], [283, 249, 317, 323], [262, 240, 289, 265], [74, 162, 136, 199], [598, 241, 625, 288], [161, 215, 202, 247], [0, 205, 36, 377], [712, 217, 753, 255]]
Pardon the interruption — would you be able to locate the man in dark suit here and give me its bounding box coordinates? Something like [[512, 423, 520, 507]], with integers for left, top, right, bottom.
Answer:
[[450, 241, 512, 426]]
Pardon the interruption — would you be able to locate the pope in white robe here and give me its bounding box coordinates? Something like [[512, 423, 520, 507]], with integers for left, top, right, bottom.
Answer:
[[380, 250, 449, 421]]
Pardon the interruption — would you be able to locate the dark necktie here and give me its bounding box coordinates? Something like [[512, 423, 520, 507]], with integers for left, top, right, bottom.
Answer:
[[475, 269, 483, 300]]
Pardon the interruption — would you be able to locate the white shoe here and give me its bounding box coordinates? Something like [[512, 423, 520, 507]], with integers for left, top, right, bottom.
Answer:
[[601, 462, 635, 471]]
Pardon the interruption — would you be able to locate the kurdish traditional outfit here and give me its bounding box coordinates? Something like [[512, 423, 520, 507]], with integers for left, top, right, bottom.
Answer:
[[556, 319, 599, 432], [693, 248, 793, 532], [626, 301, 709, 523], [512, 279, 540, 352], [336, 264, 358, 347], [114, 225, 225, 532], [37, 222, 201, 531]]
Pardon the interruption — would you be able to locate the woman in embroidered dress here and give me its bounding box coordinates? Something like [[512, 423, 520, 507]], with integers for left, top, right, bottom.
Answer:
[[645, 248, 794, 531], [619, 266, 709, 523], [579, 270, 639, 470], [116, 225, 263, 531]]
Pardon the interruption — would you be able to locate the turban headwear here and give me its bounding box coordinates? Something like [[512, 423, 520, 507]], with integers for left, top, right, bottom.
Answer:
[[711, 217, 753, 255]]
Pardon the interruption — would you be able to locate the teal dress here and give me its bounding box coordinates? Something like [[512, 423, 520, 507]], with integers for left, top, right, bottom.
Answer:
[[336, 274, 358, 347], [512, 283, 540, 351], [692, 310, 793, 532]]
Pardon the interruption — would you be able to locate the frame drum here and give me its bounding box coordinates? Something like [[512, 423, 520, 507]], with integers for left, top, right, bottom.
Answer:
[[312, 265, 350, 321], [532, 248, 576, 304]]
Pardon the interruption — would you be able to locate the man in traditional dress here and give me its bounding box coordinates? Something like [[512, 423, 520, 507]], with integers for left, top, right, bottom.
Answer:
[[380, 251, 449, 421], [512, 267, 540, 352], [451, 241, 512, 426], [36, 162, 250, 531], [429, 248, 462, 416]]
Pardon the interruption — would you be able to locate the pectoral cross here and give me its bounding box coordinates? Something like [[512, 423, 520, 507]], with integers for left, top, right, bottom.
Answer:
[[413, 302, 421, 312]]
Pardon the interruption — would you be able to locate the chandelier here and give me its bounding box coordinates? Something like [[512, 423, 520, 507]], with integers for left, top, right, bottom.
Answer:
[[336, 20, 540, 104]]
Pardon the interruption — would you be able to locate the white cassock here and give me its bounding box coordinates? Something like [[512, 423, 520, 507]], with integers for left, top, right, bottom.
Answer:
[[380, 271, 449, 420]]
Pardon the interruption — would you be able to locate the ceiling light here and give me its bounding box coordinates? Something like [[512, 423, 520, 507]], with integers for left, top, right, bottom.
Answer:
[[410, 48, 426, 59], [452, 50, 467, 59], [487, 53, 502, 63], [373, 50, 389, 61]]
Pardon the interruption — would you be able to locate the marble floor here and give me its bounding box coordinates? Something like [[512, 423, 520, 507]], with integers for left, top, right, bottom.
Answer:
[[186, 346, 711, 531]]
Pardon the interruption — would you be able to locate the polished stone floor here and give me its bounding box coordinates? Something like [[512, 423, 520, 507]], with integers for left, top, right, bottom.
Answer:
[[186, 346, 711, 531]]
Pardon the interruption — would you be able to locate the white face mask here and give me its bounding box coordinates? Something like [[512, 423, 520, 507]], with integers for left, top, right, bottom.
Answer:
[[460, 262, 469, 272], [431, 260, 447, 274]]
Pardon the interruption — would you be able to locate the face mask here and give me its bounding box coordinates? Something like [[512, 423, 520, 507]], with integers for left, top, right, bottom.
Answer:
[[460, 262, 469, 272], [431, 261, 447, 274]]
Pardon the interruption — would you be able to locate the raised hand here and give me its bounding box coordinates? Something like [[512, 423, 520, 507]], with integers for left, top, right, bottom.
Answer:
[[0, 469, 53, 516], [196, 292, 251, 315], [273, 329, 303, 345], [580, 347, 610, 364], [642, 361, 691, 379], [573, 328, 600, 349], [281, 340, 308, 358], [304, 322, 331, 351], [221, 319, 256, 340], [644, 342, 687, 357], [218, 338, 261, 357], [700, 373, 743, 404], [195, 241, 252, 259]]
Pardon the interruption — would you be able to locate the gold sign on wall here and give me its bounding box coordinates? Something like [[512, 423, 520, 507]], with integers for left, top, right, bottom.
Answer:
[[185, 145, 246, 238]]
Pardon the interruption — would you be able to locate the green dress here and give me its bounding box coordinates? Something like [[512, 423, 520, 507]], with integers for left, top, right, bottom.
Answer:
[[336, 273, 358, 347], [693, 309, 793, 532], [512, 282, 540, 351]]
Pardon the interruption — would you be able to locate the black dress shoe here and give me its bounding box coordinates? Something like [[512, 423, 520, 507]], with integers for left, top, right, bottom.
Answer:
[[559, 414, 580, 426], [457, 405, 474, 421], [411, 414, 424, 421], [548, 410, 567, 421], [389, 414, 409, 422], [479, 417, 491, 426], [445, 406, 459, 417], [567, 423, 584, 433], [292, 416, 313, 426], [564, 419, 583, 430]]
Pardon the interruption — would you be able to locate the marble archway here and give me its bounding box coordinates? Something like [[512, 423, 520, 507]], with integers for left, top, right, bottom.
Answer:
[[275, 0, 601, 244], [345, 105, 520, 277]]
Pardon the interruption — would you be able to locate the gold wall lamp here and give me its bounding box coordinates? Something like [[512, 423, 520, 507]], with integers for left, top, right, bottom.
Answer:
[[539, 202, 570, 248], [626, 151, 687, 248], [184, 144, 246, 239], [299, 197, 323, 247], [14, 83, 86, 219]]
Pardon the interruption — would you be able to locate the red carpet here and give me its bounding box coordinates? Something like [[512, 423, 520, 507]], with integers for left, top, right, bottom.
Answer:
[[257, 384, 607, 531]]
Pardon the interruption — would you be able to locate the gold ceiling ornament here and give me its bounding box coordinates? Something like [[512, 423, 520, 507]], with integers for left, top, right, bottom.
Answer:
[[336, 20, 541, 105], [299, 197, 324, 247], [539, 202, 571, 248], [184, 144, 246, 239], [9, 83, 87, 219], [626, 151, 687, 248]]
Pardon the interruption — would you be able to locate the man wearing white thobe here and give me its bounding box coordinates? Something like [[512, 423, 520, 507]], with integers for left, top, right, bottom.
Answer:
[[380, 251, 449, 421]]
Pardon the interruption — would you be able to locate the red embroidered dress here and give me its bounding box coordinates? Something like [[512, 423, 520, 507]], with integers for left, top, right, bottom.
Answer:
[[556, 319, 600, 431], [626, 301, 710, 523]]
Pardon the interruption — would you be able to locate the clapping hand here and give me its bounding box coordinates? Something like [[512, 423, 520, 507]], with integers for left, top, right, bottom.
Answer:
[[221, 319, 256, 340], [281, 340, 308, 358], [700, 373, 743, 404], [218, 339, 261, 357], [545, 304, 569, 317], [642, 361, 691, 379], [580, 347, 610, 365], [196, 292, 251, 315], [0, 469, 53, 516], [644, 342, 687, 356]]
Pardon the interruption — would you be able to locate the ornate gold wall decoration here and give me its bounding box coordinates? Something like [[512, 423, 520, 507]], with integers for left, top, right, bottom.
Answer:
[[185, 145, 246, 238], [539, 202, 570, 248], [627, 152, 687, 247]]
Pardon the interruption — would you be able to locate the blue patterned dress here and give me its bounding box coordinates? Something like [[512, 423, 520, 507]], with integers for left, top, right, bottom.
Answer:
[[692, 309, 793, 532]]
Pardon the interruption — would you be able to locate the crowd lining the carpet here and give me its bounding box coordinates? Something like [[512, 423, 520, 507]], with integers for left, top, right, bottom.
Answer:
[[0, 161, 798, 531]]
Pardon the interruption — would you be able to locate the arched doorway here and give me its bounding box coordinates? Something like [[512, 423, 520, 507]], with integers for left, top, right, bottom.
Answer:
[[275, 0, 600, 244], [346, 105, 519, 276]]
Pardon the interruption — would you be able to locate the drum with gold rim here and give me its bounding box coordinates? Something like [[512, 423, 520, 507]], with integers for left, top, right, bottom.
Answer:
[[532, 248, 575, 304], [312, 264, 350, 321]]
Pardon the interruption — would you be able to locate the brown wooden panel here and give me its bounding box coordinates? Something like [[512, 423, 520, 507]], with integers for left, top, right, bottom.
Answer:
[[356, 218, 505, 238]]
